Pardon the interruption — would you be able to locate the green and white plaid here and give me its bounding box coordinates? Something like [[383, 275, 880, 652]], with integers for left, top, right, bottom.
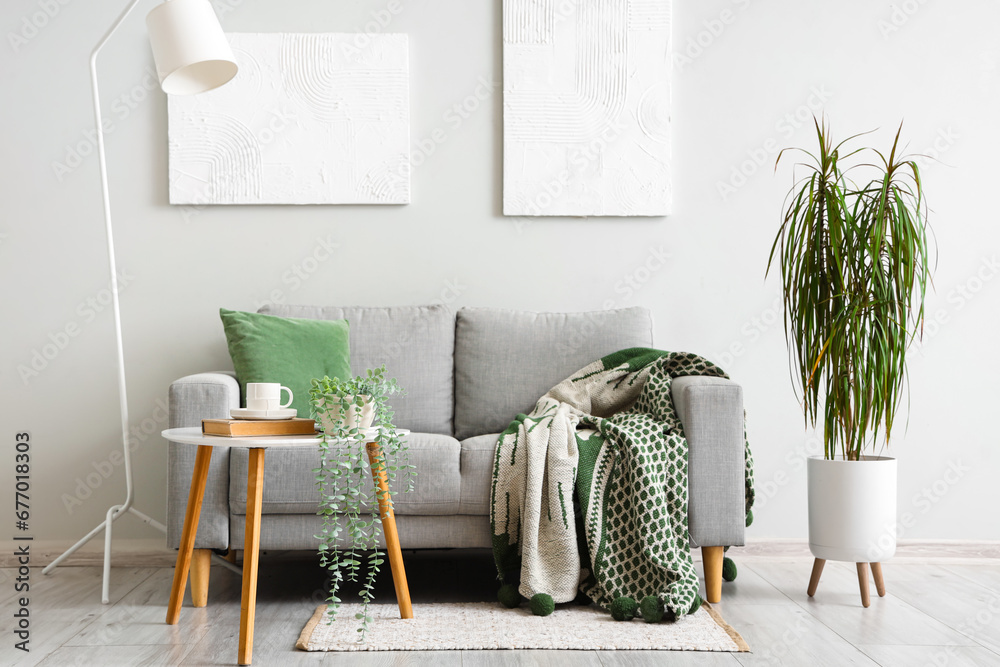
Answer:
[[491, 348, 755, 616]]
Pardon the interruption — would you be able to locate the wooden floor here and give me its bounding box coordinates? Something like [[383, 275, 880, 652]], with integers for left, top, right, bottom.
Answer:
[[2, 550, 999, 666]]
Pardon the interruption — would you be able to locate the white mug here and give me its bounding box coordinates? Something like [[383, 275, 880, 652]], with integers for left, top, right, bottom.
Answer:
[[246, 383, 293, 411]]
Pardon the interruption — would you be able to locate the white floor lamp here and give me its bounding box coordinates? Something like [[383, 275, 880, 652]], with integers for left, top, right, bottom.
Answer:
[[42, 0, 239, 603]]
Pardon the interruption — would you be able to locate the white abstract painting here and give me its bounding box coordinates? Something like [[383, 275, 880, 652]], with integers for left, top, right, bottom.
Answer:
[[168, 33, 409, 205], [503, 0, 671, 216]]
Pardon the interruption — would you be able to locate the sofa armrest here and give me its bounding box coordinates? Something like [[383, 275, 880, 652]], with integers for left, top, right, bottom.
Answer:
[[672, 376, 746, 548], [166, 372, 239, 549]]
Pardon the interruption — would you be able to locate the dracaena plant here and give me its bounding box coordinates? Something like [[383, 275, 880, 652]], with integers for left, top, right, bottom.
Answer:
[[768, 118, 933, 461], [309, 366, 413, 641]]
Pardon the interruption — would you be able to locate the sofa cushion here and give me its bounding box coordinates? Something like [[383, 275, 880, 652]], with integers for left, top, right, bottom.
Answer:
[[459, 433, 501, 515], [259, 304, 454, 435], [453, 307, 654, 439], [229, 432, 461, 516]]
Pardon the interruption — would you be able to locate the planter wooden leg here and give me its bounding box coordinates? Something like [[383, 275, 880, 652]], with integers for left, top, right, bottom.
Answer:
[[807, 558, 825, 597], [190, 549, 211, 608], [702, 546, 724, 604], [871, 562, 886, 597], [857, 563, 871, 608]]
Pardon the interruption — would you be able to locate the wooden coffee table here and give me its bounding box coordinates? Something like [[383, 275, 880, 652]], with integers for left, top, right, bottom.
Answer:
[[161, 427, 413, 665]]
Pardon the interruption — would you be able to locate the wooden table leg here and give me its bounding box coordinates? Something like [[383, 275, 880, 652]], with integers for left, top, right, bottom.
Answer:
[[807, 558, 826, 597], [857, 563, 871, 608], [871, 562, 886, 597], [239, 448, 266, 666], [166, 445, 213, 625], [366, 440, 413, 619]]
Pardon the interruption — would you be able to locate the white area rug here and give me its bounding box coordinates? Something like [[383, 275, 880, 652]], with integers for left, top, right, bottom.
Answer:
[[297, 602, 749, 652]]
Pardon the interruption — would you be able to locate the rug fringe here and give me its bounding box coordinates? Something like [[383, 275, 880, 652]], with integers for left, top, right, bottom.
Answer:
[[703, 602, 750, 652], [296, 605, 326, 651]]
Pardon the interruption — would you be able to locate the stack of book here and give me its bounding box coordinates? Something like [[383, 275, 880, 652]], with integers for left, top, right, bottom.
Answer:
[[202, 418, 317, 437]]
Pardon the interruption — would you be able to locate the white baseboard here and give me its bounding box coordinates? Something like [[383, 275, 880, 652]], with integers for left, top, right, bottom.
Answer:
[[723, 538, 1000, 562], [3, 537, 997, 569], [0, 538, 176, 568]]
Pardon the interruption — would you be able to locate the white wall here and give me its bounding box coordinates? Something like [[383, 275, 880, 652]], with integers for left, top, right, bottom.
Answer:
[[2, 0, 998, 544]]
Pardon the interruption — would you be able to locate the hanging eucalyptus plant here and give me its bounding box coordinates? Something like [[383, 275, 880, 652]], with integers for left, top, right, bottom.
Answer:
[[768, 119, 933, 461], [310, 365, 412, 641]]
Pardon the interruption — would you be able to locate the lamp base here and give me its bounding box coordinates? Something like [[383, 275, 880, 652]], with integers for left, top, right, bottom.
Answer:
[[42, 505, 240, 603]]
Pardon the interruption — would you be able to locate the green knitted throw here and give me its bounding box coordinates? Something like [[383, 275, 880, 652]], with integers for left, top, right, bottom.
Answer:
[[490, 348, 755, 617]]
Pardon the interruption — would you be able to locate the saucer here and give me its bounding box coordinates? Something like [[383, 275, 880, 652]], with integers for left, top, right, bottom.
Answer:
[[231, 408, 298, 420]]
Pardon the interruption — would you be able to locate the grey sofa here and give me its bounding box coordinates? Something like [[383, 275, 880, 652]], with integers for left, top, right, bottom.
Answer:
[[166, 305, 747, 601]]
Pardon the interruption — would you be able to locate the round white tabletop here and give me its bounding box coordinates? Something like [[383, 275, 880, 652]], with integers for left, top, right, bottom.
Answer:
[[161, 426, 409, 448]]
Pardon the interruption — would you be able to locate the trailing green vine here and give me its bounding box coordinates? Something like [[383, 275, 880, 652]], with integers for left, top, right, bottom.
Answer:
[[310, 366, 413, 641]]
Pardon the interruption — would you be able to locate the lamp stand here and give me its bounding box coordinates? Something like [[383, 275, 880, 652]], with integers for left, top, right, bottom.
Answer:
[[41, 0, 240, 603]]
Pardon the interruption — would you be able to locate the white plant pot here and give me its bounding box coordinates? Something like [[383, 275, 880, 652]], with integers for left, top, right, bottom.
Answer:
[[807, 456, 897, 563], [317, 395, 375, 433]]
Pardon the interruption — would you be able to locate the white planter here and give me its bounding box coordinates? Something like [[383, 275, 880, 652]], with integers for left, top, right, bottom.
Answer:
[[807, 456, 897, 563], [317, 395, 375, 433]]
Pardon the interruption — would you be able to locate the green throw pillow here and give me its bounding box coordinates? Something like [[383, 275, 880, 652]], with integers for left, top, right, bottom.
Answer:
[[219, 308, 351, 418]]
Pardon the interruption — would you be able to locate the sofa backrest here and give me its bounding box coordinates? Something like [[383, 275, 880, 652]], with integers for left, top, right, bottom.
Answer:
[[453, 307, 654, 440], [258, 304, 455, 435]]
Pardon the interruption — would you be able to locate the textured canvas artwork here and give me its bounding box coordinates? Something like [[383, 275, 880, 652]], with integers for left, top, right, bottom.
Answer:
[[503, 0, 671, 216], [168, 33, 409, 205]]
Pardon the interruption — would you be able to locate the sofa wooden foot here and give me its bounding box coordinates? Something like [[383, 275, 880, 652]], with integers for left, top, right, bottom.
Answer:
[[702, 546, 724, 603], [190, 549, 211, 607]]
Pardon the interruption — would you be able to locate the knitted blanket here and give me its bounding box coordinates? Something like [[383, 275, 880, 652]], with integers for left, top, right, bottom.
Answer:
[[490, 348, 754, 616]]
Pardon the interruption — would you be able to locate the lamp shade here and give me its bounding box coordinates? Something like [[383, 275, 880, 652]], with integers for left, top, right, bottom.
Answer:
[[146, 0, 238, 95]]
